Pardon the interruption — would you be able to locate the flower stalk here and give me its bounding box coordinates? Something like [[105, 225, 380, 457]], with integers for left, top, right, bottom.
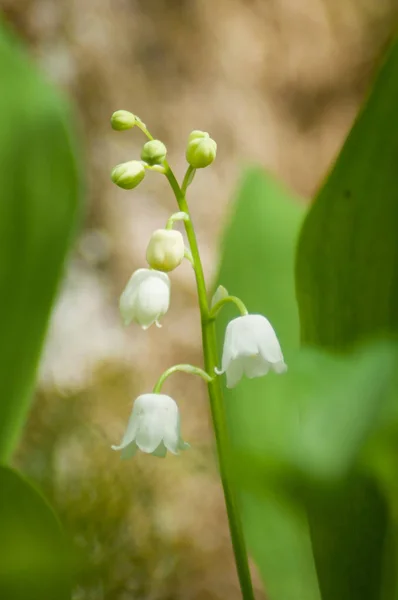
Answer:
[[210, 295, 249, 319], [153, 364, 213, 393], [110, 113, 286, 600], [162, 161, 256, 600]]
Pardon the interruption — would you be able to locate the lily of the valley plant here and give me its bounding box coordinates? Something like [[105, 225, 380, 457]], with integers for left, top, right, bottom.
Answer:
[[109, 109, 287, 600]]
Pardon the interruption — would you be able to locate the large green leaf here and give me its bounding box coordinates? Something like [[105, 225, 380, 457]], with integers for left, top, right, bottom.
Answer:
[[231, 343, 397, 600], [296, 38, 398, 348], [0, 22, 81, 460], [215, 168, 317, 600], [296, 35, 398, 600], [0, 466, 71, 599]]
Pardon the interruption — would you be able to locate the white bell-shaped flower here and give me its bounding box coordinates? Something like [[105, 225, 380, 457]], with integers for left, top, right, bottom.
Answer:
[[216, 314, 287, 388], [119, 268, 170, 329], [112, 393, 189, 458]]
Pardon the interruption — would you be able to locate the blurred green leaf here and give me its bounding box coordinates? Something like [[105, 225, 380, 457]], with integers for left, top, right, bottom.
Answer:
[[0, 466, 70, 600], [233, 343, 396, 486], [231, 343, 397, 600], [215, 168, 318, 600], [296, 35, 398, 600], [296, 39, 398, 348], [0, 22, 82, 460]]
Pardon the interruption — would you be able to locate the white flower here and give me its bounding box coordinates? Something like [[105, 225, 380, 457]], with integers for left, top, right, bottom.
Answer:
[[112, 393, 189, 458], [119, 268, 170, 329], [216, 314, 287, 388]]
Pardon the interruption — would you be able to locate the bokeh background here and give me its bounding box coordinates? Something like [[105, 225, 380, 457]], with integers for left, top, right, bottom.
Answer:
[[2, 1, 398, 598]]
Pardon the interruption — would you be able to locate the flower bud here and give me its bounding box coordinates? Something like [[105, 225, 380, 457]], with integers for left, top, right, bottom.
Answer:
[[146, 229, 185, 272], [188, 130, 209, 143], [186, 135, 217, 169], [110, 110, 137, 131], [141, 140, 167, 165], [111, 160, 145, 190]]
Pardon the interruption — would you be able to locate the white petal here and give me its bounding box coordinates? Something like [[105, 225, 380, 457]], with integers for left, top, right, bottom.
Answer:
[[227, 316, 260, 357], [242, 354, 270, 379], [135, 412, 164, 453], [134, 276, 170, 328], [119, 269, 170, 328], [219, 320, 236, 373], [226, 358, 244, 388], [134, 394, 176, 454], [119, 269, 152, 325], [111, 402, 141, 451], [271, 360, 288, 374], [250, 315, 285, 363], [163, 408, 186, 454]]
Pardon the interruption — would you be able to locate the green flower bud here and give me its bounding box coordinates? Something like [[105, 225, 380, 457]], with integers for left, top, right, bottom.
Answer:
[[111, 161, 145, 189], [186, 135, 217, 169], [146, 229, 185, 272], [110, 110, 137, 131], [188, 130, 209, 143], [140, 140, 167, 165]]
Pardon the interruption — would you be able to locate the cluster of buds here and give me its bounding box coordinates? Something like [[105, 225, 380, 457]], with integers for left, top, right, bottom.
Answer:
[[109, 110, 286, 459]]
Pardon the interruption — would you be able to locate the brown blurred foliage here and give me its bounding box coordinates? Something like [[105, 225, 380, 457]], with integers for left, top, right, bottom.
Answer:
[[1, 0, 398, 598]]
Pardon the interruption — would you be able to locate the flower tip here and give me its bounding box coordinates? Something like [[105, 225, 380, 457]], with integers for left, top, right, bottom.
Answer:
[[273, 362, 288, 374]]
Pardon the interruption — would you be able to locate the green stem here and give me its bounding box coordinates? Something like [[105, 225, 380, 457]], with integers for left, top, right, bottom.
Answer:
[[164, 163, 256, 600], [166, 211, 190, 230], [210, 296, 248, 319], [136, 122, 255, 600], [181, 164, 196, 195], [153, 364, 213, 393]]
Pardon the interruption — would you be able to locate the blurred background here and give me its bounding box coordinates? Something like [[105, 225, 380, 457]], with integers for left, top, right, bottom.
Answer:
[[1, 1, 398, 598]]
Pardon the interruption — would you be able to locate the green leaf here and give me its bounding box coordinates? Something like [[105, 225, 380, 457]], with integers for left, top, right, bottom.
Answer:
[[0, 22, 82, 460], [296, 38, 398, 348], [295, 35, 398, 600], [0, 466, 71, 600], [215, 168, 318, 600], [231, 343, 396, 600], [232, 344, 396, 484]]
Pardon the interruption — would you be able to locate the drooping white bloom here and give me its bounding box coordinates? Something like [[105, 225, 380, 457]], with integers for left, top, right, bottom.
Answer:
[[216, 314, 287, 388], [112, 393, 189, 458], [119, 268, 170, 329]]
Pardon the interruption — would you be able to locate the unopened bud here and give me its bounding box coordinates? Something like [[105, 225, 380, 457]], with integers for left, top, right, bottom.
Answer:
[[146, 229, 185, 272], [111, 160, 145, 189], [111, 110, 137, 131], [186, 134, 217, 169], [188, 130, 209, 143], [141, 140, 167, 165]]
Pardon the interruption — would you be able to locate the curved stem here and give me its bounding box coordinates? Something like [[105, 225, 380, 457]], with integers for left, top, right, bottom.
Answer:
[[210, 296, 248, 319], [153, 364, 213, 393], [166, 211, 190, 230]]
